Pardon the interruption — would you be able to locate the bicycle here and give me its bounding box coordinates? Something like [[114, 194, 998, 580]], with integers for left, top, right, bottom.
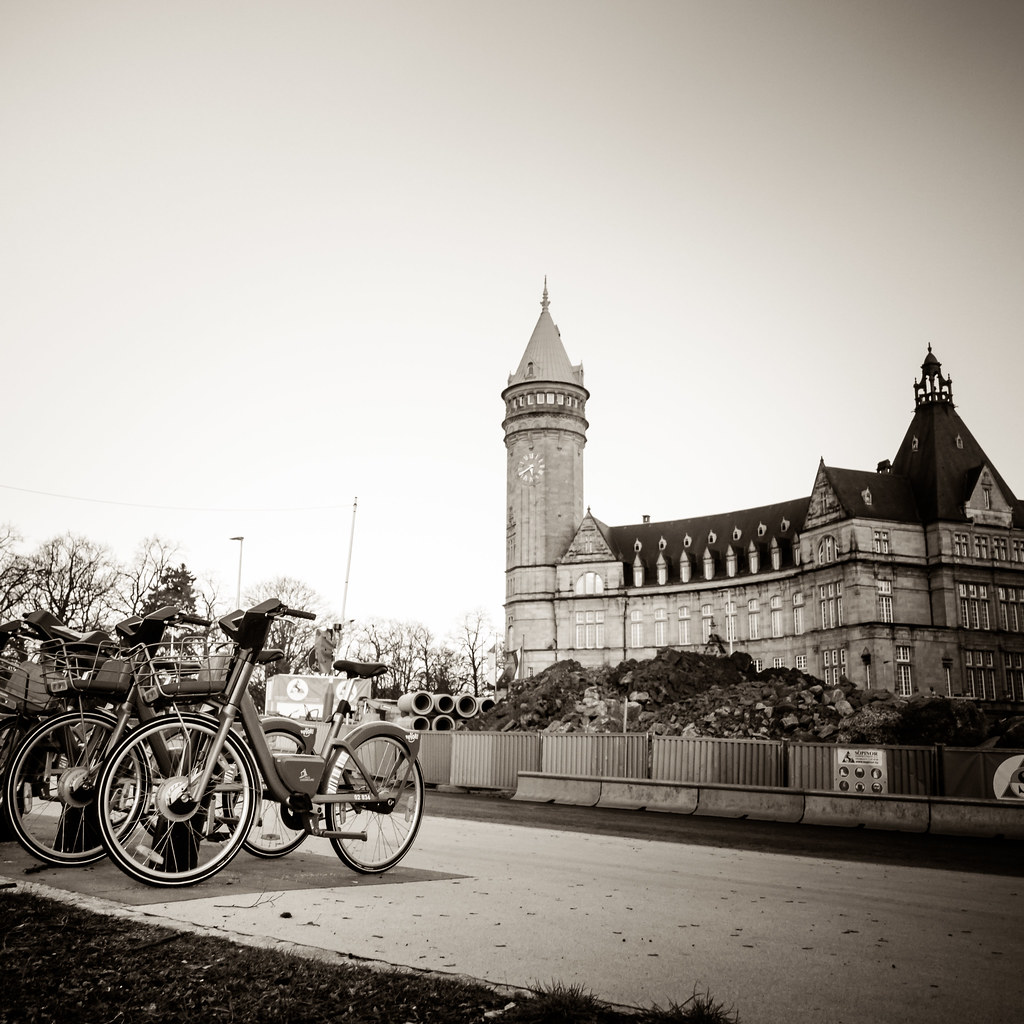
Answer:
[[94, 598, 424, 888], [243, 657, 390, 859], [4, 605, 314, 867]]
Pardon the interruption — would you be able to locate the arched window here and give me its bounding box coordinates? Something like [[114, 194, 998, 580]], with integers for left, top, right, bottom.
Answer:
[[817, 536, 836, 564], [748, 598, 760, 640], [574, 571, 604, 595], [654, 607, 667, 646], [770, 595, 782, 637], [701, 603, 714, 644], [678, 606, 691, 645]]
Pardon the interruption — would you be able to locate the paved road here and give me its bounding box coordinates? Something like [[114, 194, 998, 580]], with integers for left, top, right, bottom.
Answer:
[[3, 792, 1022, 1023]]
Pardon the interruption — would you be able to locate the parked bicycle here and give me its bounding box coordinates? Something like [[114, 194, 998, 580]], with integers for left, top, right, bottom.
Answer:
[[4, 605, 313, 868], [94, 598, 424, 888]]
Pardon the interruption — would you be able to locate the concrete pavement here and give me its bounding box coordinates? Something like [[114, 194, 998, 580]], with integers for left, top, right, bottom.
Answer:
[[2, 810, 1022, 1023]]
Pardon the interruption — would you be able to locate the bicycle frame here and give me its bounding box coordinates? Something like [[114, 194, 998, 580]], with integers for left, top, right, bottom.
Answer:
[[180, 629, 420, 838]]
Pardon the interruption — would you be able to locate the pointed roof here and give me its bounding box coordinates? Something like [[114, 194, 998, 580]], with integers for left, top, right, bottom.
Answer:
[[891, 347, 1020, 523], [507, 281, 584, 388]]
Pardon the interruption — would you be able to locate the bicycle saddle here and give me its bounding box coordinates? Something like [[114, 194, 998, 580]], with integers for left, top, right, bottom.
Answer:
[[332, 659, 388, 678]]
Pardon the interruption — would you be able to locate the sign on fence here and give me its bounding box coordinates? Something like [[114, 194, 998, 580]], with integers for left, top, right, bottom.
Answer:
[[943, 749, 1024, 801], [834, 747, 888, 794]]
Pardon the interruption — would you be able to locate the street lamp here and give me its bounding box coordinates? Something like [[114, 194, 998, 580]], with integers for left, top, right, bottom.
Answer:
[[230, 536, 244, 609]]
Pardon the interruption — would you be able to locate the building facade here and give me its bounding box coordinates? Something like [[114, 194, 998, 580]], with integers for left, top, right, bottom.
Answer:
[[503, 288, 1024, 700]]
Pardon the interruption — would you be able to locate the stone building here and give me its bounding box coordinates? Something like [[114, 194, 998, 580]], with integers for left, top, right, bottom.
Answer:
[[502, 286, 1024, 701]]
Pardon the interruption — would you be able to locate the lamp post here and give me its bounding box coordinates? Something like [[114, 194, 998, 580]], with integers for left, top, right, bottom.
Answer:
[[230, 536, 244, 609]]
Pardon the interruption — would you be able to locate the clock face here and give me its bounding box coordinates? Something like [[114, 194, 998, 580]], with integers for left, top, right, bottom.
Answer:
[[516, 451, 545, 485]]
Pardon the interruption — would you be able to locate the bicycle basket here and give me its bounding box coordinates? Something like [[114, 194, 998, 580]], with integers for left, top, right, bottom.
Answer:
[[138, 648, 234, 703], [0, 658, 63, 712], [69, 654, 134, 696]]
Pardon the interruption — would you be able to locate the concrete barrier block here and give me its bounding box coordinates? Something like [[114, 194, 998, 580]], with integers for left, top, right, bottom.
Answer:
[[802, 792, 930, 832], [511, 772, 601, 807], [598, 779, 698, 814], [929, 798, 1024, 839], [695, 784, 804, 822]]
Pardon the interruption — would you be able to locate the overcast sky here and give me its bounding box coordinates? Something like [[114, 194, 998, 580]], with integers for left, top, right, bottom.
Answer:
[[2, 1, 1022, 637]]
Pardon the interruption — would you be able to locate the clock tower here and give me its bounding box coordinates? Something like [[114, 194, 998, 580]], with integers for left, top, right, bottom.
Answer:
[[501, 283, 589, 677]]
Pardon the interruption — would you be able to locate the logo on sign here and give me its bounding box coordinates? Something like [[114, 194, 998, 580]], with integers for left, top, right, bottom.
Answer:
[[286, 677, 309, 701], [992, 755, 1024, 800]]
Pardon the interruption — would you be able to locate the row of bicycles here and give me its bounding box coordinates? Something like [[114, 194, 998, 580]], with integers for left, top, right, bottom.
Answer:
[[0, 599, 424, 889]]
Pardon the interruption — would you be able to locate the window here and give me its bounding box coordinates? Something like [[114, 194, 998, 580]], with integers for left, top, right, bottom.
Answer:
[[754, 658, 764, 672], [817, 536, 836, 564], [770, 538, 781, 571], [630, 609, 643, 648], [964, 649, 996, 699], [701, 603, 714, 644], [724, 600, 737, 643], [822, 648, 847, 686], [656, 555, 668, 586], [998, 587, 1021, 631], [895, 645, 913, 697], [747, 598, 760, 640], [1014, 540, 1024, 563], [953, 532, 970, 557], [703, 549, 714, 581], [993, 537, 1008, 561], [959, 583, 990, 630], [678, 606, 691, 645], [748, 542, 760, 574], [679, 554, 691, 583], [873, 530, 890, 554], [877, 580, 893, 624], [575, 610, 605, 649], [819, 581, 843, 629], [574, 572, 604, 595], [795, 655, 807, 670], [1004, 652, 1024, 701], [632, 555, 644, 588], [726, 546, 737, 578], [793, 593, 804, 635], [654, 608, 667, 646], [770, 595, 782, 638], [773, 657, 785, 669], [974, 535, 989, 560]]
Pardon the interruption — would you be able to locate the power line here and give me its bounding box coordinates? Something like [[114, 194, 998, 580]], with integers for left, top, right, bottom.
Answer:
[[0, 483, 348, 514]]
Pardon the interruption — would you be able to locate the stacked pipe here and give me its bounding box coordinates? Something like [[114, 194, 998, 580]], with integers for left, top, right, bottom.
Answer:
[[395, 690, 494, 730]]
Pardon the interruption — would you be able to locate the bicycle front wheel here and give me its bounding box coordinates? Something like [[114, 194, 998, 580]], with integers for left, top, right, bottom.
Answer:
[[96, 712, 259, 888], [325, 733, 424, 873], [243, 728, 308, 859], [0, 716, 32, 842], [4, 709, 118, 866]]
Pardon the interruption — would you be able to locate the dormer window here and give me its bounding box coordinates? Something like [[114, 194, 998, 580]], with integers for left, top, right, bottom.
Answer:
[[956, 434, 964, 449], [747, 541, 760, 575], [525, 361, 535, 378], [657, 552, 668, 585], [862, 488, 872, 506], [633, 554, 644, 588], [757, 522, 767, 537], [683, 533, 692, 548], [732, 527, 742, 542], [770, 537, 781, 571], [726, 545, 737, 578], [679, 553, 692, 583], [703, 547, 715, 581]]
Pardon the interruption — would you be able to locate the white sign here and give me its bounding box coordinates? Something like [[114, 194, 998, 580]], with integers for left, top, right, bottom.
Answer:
[[835, 747, 888, 795], [992, 755, 1024, 800]]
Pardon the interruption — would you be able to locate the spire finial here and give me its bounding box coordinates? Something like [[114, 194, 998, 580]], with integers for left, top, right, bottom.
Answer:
[[541, 276, 549, 311]]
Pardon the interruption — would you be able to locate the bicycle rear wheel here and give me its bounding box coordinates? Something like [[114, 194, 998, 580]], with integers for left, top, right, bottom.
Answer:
[[243, 728, 308, 859], [96, 712, 259, 888], [325, 733, 424, 873], [4, 709, 118, 866]]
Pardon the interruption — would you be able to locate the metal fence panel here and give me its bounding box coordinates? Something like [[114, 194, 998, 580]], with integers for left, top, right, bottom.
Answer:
[[652, 736, 784, 786], [450, 732, 542, 789], [540, 733, 649, 779], [417, 732, 453, 786], [788, 743, 937, 795]]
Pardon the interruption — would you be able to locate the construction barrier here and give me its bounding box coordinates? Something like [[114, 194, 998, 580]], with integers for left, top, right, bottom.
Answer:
[[695, 783, 805, 823], [597, 779, 699, 814]]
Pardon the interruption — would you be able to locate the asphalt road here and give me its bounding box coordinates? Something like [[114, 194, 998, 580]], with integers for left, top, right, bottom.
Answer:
[[426, 788, 1024, 877]]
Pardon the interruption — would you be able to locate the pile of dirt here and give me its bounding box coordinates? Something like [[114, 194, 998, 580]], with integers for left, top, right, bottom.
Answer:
[[469, 647, 1014, 746]]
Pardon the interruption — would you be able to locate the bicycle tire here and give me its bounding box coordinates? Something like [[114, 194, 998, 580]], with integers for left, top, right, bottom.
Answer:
[[96, 711, 259, 888], [325, 733, 424, 873], [242, 728, 308, 859], [4, 709, 119, 866]]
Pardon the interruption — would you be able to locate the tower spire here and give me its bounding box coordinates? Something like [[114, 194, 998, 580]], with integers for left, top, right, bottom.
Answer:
[[541, 276, 549, 312]]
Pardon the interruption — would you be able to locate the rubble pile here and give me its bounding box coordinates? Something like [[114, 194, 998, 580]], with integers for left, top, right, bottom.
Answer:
[[470, 648, 1016, 746]]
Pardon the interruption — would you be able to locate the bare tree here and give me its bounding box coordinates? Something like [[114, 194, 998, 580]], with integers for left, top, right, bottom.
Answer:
[[0, 524, 31, 621], [20, 532, 120, 630], [112, 536, 183, 618], [453, 608, 494, 696]]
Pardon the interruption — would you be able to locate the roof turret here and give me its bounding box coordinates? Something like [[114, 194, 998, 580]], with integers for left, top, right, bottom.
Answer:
[[507, 280, 584, 388]]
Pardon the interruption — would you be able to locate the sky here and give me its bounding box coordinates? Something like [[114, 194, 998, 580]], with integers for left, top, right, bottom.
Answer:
[[2, 0, 1022, 638]]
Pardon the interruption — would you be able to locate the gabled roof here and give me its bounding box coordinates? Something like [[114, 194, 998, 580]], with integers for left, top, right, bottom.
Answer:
[[807, 461, 919, 526], [507, 283, 584, 388]]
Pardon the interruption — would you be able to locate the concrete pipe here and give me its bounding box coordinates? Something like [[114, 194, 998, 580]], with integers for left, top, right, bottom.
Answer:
[[432, 693, 455, 715], [479, 697, 496, 713], [455, 694, 479, 718], [398, 690, 433, 715], [431, 714, 456, 731], [411, 715, 431, 731]]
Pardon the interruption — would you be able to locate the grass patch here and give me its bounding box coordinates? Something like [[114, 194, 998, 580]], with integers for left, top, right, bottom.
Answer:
[[0, 889, 740, 1023]]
